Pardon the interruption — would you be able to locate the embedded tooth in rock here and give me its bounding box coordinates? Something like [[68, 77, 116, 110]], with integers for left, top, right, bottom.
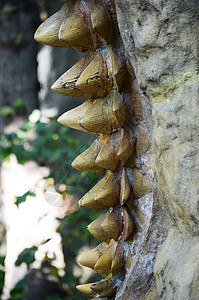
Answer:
[[51, 54, 94, 98], [34, 2, 72, 47], [95, 133, 120, 172], [113, 90, 127, 126], [120, 168, 131, 205], [111, 242, 125, 275], [94, 245, 114, 276], [80, 97, 118, 134], [72, 137, 105, 175], [91, 278, 116, 298], [59, 0, 100, 51], [78, 242, 108, 269], [136, 124, 150, 155], [87, 213, 110, 242], [57, 100, 95, 133], [111, 50, 126, 90], [76, 52, 112, 98], [132, 168, 152, 198], [122, 207, 133, 240], [101, 208, 123, 241], [78, 171, 120, 209], [118, 128, 135, 165], [90, 0, 113, 43], [76, 283, 96, 297]]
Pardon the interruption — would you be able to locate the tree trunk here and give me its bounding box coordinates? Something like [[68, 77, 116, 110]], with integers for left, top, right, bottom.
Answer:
[[0, 0, 40, 129], [115, 0, 199, 299]]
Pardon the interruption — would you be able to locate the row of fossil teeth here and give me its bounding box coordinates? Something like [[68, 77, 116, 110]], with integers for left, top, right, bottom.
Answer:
[[34, 0, 113, 51], [34, 0, 151, 298]]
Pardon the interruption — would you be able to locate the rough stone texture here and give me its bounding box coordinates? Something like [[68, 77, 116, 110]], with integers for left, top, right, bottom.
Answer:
[[115, 0, 199, 299]]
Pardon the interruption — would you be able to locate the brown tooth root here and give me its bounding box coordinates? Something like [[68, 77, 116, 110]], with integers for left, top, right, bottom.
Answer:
[[95, 132, 120, 172], [78, 242, 108, 269], [72, 136, 105, 175], [132, 168, 152, 198], [76, 52, 113, 98], [120, 168, 131, 205], [78, 171, 120, 209], [111, 242, 125, 275], [122, 206, 134, 240]]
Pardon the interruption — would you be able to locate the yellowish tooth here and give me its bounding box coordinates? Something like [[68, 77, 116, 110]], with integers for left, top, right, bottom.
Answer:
[[132, 168, 152, 198], [57, 100, 95, 133], [90, 0, 113, 43], [72, 137, 105, 175], [94, 245, 114, 276], [59, 0, 99, 51], [76, 283, 96, 296], [91, 278, 116, 298], [78, 242, 108, 269], [122, 207, 133, 240], [136, 124, 149, 155], [101, 208, 123, 241], [95, 133, 120, 172], [111, 242, 125, 275], [120, 168, 131, 205], [118, 128, 135, 165], [111, 50, 126, 90], [80, 97, 118, 134], [76, 52, 112, 98], [113, 90, 127, 126], [34, 3, 71, 47], [78, 171, 119, 209], [87, 213, 110, 242], [51, 54, 94, 98]]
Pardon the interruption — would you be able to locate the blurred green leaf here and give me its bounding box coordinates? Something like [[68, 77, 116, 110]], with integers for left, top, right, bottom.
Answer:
[[0, 106, 13, 116], [15, 33, 23, 45], [1, 6, 17, 13], [28, 109, 41, 124], [14, 191, 36, 207], [15, 246, 37, 267], [14, 99, 25, 108]]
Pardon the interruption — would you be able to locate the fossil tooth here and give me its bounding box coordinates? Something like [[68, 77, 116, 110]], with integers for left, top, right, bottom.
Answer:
[[101, 207, 123, 241], [132, 168, 152, 198], [91, 277, 116, 298], [57, 100, 95, 133], [51, 54, 94, 98], [136, 124, 149, 155], [76, 283, 96, 296], [111, 242, 125, 275], [90, 0, 113, 43], [118, 128, 135, 165], [122, 207, 133, 240], [78, 171, 120, 209], [95, 133, 120, 172], [78, 242, 108, 269], [113, 90, 127, 126], [76, 52, 112, 98], [80, 97, 118, 134], [34, 3, 71, 47], [120, 168, 131, 205], [111, 50, 126, 90], [94, 244, 114, 276], [72, 137, 105, 175], [87, 212, 110, 242], [58, 0, 100, 51]]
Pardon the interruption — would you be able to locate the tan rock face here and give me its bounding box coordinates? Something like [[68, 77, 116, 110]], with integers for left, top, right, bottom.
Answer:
[[115, 0, 199, 299]]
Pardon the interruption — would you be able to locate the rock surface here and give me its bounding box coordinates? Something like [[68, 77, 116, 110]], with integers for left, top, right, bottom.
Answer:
[[115, 0, 199, 299]]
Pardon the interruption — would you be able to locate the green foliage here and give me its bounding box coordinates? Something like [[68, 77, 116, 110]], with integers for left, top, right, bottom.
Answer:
[[1, 109, 101, 298], [15, 247, 37, 268], [0, 106, 14, 116], [0, 6, 17, 13]]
